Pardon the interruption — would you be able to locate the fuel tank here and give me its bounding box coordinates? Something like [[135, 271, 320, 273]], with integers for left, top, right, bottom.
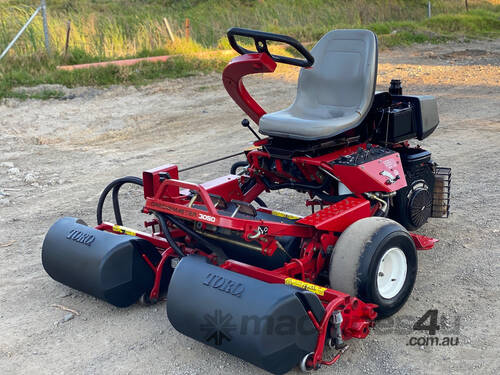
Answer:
[[42, 217, 157, 307], [166, 255, 323, 375]]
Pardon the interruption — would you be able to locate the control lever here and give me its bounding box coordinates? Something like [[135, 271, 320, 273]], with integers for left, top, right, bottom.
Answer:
[[241, 118, 261, 140]]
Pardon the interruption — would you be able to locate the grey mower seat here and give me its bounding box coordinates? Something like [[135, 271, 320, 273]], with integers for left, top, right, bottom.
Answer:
[[259, 29, 378, 141]]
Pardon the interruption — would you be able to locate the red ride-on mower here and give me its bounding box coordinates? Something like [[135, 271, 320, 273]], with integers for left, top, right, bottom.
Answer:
[[42, 28, 451, 374]]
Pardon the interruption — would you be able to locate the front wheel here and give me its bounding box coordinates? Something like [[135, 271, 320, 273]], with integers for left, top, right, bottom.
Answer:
[[329, 217, 417, 319]]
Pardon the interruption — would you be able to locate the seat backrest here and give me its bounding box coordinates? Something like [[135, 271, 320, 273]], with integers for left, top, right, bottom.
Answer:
[[291, 29, 377, 122]]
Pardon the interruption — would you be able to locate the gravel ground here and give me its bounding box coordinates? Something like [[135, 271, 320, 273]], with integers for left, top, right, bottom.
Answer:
[[0, 39, 499, 375]]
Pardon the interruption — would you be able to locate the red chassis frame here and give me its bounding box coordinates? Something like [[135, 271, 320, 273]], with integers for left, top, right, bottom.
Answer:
[[95, 156, 436, 369], [94, 51, 438, 370]]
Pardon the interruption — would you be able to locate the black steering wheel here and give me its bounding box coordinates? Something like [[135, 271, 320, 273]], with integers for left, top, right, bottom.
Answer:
[[227, 27, 314, 68]]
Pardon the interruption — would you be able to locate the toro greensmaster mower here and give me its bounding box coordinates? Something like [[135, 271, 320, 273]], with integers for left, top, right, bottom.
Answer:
[[42, 28, 451, 374]]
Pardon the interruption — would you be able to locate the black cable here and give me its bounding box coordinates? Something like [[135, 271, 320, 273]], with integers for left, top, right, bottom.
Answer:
[[314, 191, 354, 203], [163, 213, 227, 263], [230, 160, 249, 175], [156, 213, 185, 258], [234, 165, 268, 208], [111, 185, 123, 225], [254, 197, 267, 207], [179, 151, 245, 173], [259, 175, 350, 203], [96, 176, 143, 225], [260, 175, 331, 193]]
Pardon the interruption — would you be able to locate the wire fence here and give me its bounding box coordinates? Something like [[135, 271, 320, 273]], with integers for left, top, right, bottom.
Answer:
[[0, 2, 188, 60], [0, 0, 496, 61], [0, 0, 51, 60]]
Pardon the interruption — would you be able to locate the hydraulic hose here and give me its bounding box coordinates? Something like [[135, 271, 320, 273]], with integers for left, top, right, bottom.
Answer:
[[156, 212, 186, 258], [254, 197, 267, 207], [97, 177, 225, 262], [230, 160, 250, 175], [96, 176, 143, 225], [233, 163, 267, 208], [163, 213, 227, 263]]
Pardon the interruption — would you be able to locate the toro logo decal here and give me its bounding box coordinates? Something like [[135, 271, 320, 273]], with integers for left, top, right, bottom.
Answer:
[[198, 213, 216, 223], [66, 229, 95, 246], [203, 273, 245, 297]]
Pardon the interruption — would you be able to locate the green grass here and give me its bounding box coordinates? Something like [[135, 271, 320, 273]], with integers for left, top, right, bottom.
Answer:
[[6, 88, 65, 101], [0, 1, 499, 99], [369, 9, 500, 47], [2, 1, 498, 56], [0, 54, 232, 100]]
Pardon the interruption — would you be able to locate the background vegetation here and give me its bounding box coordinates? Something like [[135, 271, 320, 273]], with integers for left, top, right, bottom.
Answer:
[[0, 0, 499, 99]]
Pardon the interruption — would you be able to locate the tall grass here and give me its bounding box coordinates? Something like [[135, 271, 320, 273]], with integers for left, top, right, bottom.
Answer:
[[1, 0, 499, 60], [0, 7, 195, 60], [0, 0, 499, 99]]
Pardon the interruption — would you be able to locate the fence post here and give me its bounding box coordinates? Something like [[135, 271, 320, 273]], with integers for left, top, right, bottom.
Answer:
[[427, 1, 432, 18], [465, 0, 469, 11], [64, 20, 71, 59], [185, 18, 190, 40], [163, 18, 175, 42], [41, 0, 51, 54]]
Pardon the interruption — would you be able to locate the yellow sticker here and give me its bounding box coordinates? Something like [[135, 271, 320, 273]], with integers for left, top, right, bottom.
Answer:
[[285, 278, 327, 296], [271, 210, 302, 220], [112, 224, 136, 236], [244, 145, 260, 152]]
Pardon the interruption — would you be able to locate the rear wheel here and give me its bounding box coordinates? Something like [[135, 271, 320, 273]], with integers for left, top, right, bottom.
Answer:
[[329, 217, 417, 319]]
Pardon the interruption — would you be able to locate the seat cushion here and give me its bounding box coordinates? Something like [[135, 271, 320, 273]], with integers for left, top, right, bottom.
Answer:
[[259, 106, 363, 140], [259, 29, 377, 141]]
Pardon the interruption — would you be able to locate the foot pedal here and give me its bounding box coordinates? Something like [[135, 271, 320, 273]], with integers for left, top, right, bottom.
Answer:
[[297, 197, 370, 232]]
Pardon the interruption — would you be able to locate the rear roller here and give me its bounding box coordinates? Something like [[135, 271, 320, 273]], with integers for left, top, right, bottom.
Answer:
[[166, 255, 320, 375], [42, 217, 159, 308]]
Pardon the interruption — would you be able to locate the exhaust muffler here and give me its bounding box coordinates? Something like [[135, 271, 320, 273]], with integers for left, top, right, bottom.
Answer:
[[42, 217, 157, 307]]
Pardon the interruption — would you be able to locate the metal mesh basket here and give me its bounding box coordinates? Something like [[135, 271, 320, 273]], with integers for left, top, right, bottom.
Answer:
[[431, 167, 451, 218]]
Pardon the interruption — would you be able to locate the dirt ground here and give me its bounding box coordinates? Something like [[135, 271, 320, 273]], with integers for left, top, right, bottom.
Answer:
[[0, 39, 499, 375]]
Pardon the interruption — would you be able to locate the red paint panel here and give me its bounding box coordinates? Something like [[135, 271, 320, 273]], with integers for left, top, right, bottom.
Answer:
[[201, 175, 244, 202], [411, 233, 438, 250], [332, 153, 407, 194], [297, 197, 371, 231], [143, 164, 179, 199]]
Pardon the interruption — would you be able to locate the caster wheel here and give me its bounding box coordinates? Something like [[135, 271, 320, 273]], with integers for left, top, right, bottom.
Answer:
[[327, 338, 335, 349], [299, 352, 315, 372], [139, 292, 157, 306]]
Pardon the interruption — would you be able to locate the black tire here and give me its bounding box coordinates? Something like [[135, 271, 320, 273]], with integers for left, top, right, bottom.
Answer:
[[391, 164, 434, 231], [329, 217, 417, 319]]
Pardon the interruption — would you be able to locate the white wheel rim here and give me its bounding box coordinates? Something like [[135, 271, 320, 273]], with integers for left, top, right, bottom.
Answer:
[[376, 247, 407, 299]]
